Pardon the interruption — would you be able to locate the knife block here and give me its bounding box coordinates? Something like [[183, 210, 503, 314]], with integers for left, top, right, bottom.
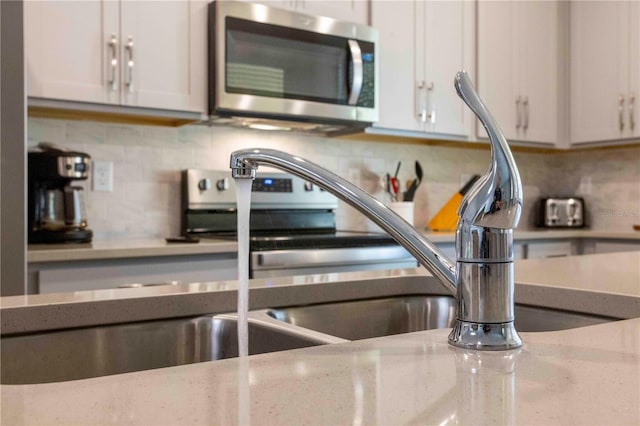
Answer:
[[427, 193, 462, 232], [427, 175, 480, 232]]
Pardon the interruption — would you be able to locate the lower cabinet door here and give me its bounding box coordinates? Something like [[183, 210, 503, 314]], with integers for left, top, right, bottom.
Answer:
[[31, 254, 238, 294]]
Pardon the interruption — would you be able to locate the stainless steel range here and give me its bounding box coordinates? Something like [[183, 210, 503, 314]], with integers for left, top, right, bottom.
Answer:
[[182, 169, 417, 278]]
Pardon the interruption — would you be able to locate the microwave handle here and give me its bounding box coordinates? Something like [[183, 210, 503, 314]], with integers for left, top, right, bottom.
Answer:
[[347, 40, 363, 106]]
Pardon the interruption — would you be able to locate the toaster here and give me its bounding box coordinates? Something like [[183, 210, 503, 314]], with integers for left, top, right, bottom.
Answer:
[[535, 197, 586, 228]]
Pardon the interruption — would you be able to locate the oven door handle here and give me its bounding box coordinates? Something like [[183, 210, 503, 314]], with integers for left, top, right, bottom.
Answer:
[[252, 246, 414, 270], [347, 40, 363, 106]]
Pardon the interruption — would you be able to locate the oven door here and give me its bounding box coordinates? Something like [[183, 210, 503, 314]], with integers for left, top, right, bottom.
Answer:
[[210, 0, 378, 124], [251, 246, 418, 279]]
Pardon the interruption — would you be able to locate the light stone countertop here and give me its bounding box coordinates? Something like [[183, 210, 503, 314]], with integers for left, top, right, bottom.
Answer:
[[2, 252, 640, 334], [1, 319, 638, 425], [27, 237, 238, 262], [26, 230, 640, 263], [1, 252, 639, 425]]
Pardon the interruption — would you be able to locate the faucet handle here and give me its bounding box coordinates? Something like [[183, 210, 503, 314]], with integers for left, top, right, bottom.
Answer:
[[454, 71, 522, 230]]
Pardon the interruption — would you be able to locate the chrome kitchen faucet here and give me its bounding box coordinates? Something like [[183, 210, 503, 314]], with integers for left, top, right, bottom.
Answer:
[[230, 70, 523, 350]]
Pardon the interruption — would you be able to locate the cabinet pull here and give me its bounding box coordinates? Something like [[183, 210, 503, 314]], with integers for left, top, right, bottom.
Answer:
[[523, 96, 529, 131], [426, 82, 436, 124], [619, 94, 625, 132], [515, 96, 521, 130], [416, 81, 427, 123], [125, 36, 134, 92], [108, 34, 118, 91], [630, 93, 636, 131]]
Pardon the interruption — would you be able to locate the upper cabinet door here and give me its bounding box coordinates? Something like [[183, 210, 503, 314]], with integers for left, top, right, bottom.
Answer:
[[371, 0, 469, 138], [478, 0, 560, 145], [370, 0, 422, 132], [477, 1, 518, 141], [119, 0, 206, 113], [518, 0, 559, 144], [571, 1, 637, 144], [26, 0, 120, 104], [424, 0, 468, 136], [26, 0, 206, 114]]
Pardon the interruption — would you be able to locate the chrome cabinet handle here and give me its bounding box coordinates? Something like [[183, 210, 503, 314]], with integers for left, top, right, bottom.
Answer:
[[630, 93, 636, 131], [426, 82, 436, 124], [523, 96, 529, 131], [515, 96, 521, 130], [125, 36, 134, 92], [619, 94, 625, 132], [416, 81, 427, 122], [108, 34, 118, 91], [347, 40, 363, 106]]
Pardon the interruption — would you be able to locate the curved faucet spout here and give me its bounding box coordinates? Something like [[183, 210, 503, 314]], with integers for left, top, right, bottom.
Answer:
[[231, 71, 523, 350], [230, 148, 457, 295], [454, 71, 522, 229]]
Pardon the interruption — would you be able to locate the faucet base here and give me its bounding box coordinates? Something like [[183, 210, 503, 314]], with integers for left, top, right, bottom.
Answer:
[[448, 320, 522, 351]]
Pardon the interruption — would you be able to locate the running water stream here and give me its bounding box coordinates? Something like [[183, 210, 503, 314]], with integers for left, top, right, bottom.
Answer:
[[235, 178, 253, 358]]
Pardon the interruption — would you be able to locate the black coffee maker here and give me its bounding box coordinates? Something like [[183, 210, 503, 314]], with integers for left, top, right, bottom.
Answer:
[[28, 143, 93, 243]]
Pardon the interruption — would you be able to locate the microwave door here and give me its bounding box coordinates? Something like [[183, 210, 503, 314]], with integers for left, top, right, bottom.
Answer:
[[347, 40, 363, 106]]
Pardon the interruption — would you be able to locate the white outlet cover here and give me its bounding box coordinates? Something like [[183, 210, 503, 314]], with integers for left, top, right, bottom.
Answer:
[[578, 176, 592, 195], [92, 160, 113, 192]]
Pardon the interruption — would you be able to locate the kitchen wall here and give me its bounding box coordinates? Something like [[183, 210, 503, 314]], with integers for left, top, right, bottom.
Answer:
[[27, 118, 639, 240]]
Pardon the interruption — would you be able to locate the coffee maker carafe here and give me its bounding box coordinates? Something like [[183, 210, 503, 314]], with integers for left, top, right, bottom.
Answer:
[[28, 143, 93, 243]]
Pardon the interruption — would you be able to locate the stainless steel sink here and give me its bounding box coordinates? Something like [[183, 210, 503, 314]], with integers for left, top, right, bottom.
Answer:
[[2, 294, 618, 384], [267, 295, 618, 341], [0, 313, 339, 384]]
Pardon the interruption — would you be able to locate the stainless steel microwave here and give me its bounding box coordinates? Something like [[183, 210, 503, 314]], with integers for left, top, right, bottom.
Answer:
[[208, 1, 378, 134]]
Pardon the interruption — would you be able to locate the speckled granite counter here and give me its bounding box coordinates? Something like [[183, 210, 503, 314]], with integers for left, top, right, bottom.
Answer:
[[26, 231, 640, 263], [2, 252, 639, 425]]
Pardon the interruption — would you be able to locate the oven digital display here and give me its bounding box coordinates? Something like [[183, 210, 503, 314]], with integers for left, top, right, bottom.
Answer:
[[252, 178, 292, 192]]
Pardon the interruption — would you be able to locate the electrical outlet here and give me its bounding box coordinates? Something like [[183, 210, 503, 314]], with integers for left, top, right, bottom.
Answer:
[[92, 160, 113, 192], [578, 176, 592, 195]]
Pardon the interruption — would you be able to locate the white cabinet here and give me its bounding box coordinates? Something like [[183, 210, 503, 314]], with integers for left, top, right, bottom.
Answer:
[[570, 1, 640, 144], [523, 241, 575, 259], [25, 0, 207, 113], [251, 0, 368, 25], [477, 0, 561, 145], [371, 0, 471, 138], [28, 253, 238, 294], [580, 240, 640, 255]]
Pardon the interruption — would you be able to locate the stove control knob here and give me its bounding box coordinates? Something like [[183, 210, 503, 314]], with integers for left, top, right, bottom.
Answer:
[[304, 181, 314, 191], [216, 178, 230, 191], [198, 178, 212, 191]]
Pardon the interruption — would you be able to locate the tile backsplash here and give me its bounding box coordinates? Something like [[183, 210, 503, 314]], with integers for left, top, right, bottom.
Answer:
[[28, 118, 640, 240]]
